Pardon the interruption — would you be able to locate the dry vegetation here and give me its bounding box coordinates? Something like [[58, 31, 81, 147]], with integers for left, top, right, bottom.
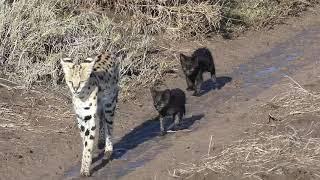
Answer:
[[172, 81, 320, 179], [0, 0, 318, 100]]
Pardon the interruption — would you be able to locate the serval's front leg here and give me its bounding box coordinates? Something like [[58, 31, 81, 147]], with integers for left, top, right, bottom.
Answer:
[[79, 114, 97, 176], [98, 119, 106, 150], [101, 93, 118, 160]]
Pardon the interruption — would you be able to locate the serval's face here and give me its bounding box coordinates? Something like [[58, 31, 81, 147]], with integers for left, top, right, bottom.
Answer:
[[60, 57, 95, 95]]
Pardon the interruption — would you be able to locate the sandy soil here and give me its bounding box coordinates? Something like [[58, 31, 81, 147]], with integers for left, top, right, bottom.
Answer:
[[1, 6, 320, 180]]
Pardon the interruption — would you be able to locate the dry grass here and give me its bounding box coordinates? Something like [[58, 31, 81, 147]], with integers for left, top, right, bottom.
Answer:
[[108, 0, 223, 39], [224, 0, 316, 29], [0, 0, 168, 100], [267, 77, 320, 120], [172, 81, 320, 179], [0, 0, 318, 100]]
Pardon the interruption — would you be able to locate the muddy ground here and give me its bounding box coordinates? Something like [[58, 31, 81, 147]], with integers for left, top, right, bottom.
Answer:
[[1, 7, 320, 180]]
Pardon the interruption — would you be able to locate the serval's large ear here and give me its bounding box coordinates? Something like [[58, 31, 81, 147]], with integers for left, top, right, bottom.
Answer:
[[60, 57, 74, 74], [81, 57, 96, 73], [60, 57, 73, 65], [83, 56, 96, 64]]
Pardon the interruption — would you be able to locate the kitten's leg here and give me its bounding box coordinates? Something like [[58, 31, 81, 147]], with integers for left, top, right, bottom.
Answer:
[[186, 76, 195, 91], [193, 71, 203, 96], [159, 115, 166, 136], [210, 65, 217, 83], [178, 110, 184, 124], [173, 112, 182, 130], [80, 115, 97, 176]]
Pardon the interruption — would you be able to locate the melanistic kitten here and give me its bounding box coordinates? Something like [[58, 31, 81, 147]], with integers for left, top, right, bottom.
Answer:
[[180, 48, 216, 96], [150, 87, 186, 135]]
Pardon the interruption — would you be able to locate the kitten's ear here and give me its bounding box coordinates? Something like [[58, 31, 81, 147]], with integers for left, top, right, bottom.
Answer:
[[150, 86, 159, 96], [150, 87, 155, 95], [180, 53, 187, 62], [162, 89, 171, 104]]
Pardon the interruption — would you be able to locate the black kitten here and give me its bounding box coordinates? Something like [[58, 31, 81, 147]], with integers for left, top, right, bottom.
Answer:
[[180, 48, 216, 96], [150, 87, 186, 135]]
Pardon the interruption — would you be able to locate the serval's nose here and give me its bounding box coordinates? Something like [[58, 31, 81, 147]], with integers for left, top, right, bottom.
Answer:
[[73, 83, 80, 92]]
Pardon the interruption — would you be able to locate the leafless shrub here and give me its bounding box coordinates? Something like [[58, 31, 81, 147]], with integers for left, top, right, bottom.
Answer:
[[224, 0, 317, 29], [108, 0, 223, 39], [0, 0, 172, 100], [0, 0, 317, 100]]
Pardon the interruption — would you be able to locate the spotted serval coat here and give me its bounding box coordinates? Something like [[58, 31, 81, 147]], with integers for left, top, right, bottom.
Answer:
[[60, 51, 120, 176]]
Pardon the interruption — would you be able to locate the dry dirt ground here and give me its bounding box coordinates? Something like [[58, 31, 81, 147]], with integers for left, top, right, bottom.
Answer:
[[1, 7, 320, 180]]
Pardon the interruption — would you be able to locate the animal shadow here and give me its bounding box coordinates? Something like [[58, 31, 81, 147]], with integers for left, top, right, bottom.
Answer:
[[200, 76, 232, 96], [91, 113, 205, 174]]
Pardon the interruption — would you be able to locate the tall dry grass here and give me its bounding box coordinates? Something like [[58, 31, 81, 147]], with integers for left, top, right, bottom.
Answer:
[[225, 0, 317, 29], [0, 0, 317, 99], [108, 0, 223, 39], [0, 0, 163, 99]]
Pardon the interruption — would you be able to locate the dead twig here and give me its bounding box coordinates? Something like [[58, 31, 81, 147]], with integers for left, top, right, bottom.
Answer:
[[207, 135, 214, 156], [268, 113, 280, 123]]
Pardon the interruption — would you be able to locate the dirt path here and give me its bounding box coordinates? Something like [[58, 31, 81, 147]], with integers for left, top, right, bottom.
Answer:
[[1, 7, 320, 180], [93, 12, 320, 180]]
